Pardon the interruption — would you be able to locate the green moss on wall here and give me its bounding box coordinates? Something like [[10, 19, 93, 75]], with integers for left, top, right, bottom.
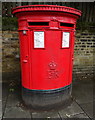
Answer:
[[76, 22, 95, 32], [2, 17, 18, 31]]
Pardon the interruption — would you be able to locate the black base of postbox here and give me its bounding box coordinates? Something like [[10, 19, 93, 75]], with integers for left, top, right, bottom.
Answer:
[[22, 84, 72, 110]]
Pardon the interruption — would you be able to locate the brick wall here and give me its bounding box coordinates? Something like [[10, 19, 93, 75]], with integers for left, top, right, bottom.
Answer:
[[73, 30, 94, 79], [2, 31, 20, 73], [2, 30, 95, 81], [74, 30, 94, 66]]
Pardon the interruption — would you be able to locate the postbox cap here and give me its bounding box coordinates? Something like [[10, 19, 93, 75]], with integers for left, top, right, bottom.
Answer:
[[12, 5, 81, 17]]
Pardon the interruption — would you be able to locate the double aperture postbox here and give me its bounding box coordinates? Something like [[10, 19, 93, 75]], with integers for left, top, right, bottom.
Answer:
[[12, 5, 81, 109]]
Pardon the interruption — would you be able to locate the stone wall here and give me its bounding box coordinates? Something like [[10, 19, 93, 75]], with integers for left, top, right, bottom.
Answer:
[[74, 30, 94, 66], [73, 30, 94, 80], [2, 30, 95, 82], [2, 31, 20, 73]]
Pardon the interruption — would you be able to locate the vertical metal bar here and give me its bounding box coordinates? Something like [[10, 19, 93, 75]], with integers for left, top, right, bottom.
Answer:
[[39, 0, 40, 5], [17, 0, 22, 6], [78, 2, 82, 22], [7, 2, 11, 16], [92, 2, 95, 22]]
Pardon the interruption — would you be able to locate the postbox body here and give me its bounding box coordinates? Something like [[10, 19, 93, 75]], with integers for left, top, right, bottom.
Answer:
[[12, 5, 81, 109]]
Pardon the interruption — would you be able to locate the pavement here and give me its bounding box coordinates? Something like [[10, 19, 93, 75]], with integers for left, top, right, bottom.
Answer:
[[1, 72, 94, 119]]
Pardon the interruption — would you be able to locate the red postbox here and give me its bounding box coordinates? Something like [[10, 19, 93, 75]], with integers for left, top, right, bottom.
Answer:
[[12, 5, 81, 109]]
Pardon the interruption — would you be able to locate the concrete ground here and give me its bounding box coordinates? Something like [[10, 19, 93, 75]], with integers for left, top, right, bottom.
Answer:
[[1, 72, 93, 119]]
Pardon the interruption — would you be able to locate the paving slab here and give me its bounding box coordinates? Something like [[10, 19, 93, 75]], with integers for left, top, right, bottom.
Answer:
[[3, 82, 22, 107], [80, 102, 93, 119], [0, 100, 2, 120], [2, 83, 9, 101], [72, 79, 93, 104], [2, 83, 9, 117], [31, 111, 61, 119], [0, 83, 2, 120], [58, 101, 87, 118], [94, 100, 95, 119], [3, 84, 31, 119], [3, 107, 31, 119], [5, 92, 21, 107], [2, 118, 31, 120], [0, 83, 2, 99], [2, 74, 93, 119], [66, 113, 90, 118]]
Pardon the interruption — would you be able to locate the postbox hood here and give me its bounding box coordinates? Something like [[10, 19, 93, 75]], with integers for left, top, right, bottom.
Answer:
[[12, 5, 81, 17]]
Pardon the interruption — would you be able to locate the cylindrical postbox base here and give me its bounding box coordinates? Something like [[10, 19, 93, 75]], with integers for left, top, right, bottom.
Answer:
[[22, 84, 72, 110]]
